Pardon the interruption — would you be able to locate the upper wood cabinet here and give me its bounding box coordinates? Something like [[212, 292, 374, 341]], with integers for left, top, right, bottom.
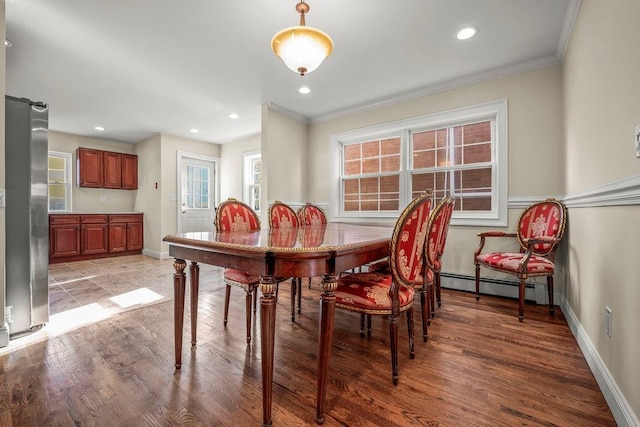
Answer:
[[77, 147, 138, 190], [77, 148, 104, 188]]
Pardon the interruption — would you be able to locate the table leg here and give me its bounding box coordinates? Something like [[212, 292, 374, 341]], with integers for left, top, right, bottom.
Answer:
[[316, 273, 337, 425], [189, 261, 200, 347], [259, 275, 277, 427], [173, 259, 187, 369]]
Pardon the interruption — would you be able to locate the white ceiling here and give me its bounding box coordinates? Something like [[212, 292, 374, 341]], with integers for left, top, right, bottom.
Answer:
[[5, 0, 577, 144]]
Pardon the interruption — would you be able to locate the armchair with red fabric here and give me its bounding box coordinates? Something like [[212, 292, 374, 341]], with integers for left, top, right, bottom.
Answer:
[[474, 198, 567, 321], [296, 202, 328, 289]]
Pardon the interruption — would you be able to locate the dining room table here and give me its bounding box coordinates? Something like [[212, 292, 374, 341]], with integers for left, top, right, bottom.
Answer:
[[163, 222, 393, 426]]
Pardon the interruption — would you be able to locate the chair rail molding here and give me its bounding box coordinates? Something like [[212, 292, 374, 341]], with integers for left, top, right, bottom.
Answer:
[[562, 175, 640, 208]]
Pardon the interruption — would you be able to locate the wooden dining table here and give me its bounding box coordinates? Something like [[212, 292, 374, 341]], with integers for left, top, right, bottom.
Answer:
[[163, 222, 393, 426]]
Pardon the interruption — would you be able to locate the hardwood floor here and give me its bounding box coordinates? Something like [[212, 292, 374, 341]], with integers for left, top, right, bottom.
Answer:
[[0, 255, 615, 426]]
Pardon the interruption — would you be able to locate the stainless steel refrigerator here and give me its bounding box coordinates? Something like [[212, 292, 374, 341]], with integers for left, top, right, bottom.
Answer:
[[5, 95, 49, 336]]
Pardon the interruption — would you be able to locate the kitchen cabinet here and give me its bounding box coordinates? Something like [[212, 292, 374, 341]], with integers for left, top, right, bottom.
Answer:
[[49, 213, 143, 263], [77, 147, 138, 190], [77, 148, 103, 188]]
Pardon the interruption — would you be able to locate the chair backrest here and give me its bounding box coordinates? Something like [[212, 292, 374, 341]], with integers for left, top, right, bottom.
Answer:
[[297, 202, 327, 226], [425, 196, 455, 270], [269, 201, 299, 228], [388, 191, 432, 288], [516, 198, 567, 257], [215, 198, 260, 232]]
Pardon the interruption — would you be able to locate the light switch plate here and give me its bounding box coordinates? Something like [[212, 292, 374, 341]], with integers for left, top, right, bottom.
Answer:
[[635, 124, 640, 158], [0, 189, 5, 207]]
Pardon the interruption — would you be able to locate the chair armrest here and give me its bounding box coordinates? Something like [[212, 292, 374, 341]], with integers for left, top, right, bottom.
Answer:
[[522, 236, 559, 246], [474, 232, 517, 258]]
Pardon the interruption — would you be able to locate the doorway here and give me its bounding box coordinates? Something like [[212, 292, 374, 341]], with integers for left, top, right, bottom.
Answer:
[[177, 152, 219, 233]]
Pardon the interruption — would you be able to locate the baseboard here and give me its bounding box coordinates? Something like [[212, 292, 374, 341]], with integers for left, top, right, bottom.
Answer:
[[0, 323, 9, 348], [142, 249, 170, 260], [561, 297, 639, 426]]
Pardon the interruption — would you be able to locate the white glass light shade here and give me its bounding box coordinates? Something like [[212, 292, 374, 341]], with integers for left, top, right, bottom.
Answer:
[[271, 26, 333, 76]]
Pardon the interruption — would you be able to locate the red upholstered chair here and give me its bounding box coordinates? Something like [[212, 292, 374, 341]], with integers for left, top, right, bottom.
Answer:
[[430, 196, 455, 311], [296, 202, 328, 289], [268, 201, 302, 321], [215, 198, 261, 344], [474, 198, 567, 322], [334, 191, 432, 385]]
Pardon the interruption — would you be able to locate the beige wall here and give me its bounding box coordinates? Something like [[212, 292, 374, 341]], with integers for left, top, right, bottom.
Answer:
[[133, 134, 162, 255], [48, 130, 136, 213], [563, 0, 640, 419], [220, 133, 260, 202], [308, 64, 565, 281]]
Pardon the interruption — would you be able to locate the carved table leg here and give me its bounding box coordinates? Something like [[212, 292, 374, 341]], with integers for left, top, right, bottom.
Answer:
[[316, 273, 337, 425], [173, 259, 187, 369], [189, 261, 200, 347], [260, 275, 277, 427]]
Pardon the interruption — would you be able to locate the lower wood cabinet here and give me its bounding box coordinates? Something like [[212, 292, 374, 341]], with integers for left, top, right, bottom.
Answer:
[[50, 213, 143, 263]]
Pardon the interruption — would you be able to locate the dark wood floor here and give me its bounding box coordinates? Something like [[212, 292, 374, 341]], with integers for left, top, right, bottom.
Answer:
[[0, 255, 615, 426]]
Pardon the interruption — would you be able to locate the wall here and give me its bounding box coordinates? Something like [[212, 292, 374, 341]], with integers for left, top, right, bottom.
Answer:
[[261, 104, 307, 224], [563, 0, 640, 423], [0, 0, 7, 347], [48, 130, 136, 213], [220, 133, 260, 201], [133, 134, 162, 256], [308, 64, 565, 283]]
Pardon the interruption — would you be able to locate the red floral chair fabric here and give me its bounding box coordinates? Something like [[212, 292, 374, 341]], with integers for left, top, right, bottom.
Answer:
[[334, 190, 432, 385], [268, 201, 302, 322], [215, 198, 261, 344], [474, 198, 567, 321], [297, 202, 327, 226]]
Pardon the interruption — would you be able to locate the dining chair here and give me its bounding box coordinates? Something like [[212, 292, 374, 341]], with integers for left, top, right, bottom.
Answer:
[[268, 200, 302, 322], [474, 198, 567, 321], [334, 190, 432, 385], [367, 195, 454, 341], [215, 198, 262, 344], [296, 202, 328, 289]]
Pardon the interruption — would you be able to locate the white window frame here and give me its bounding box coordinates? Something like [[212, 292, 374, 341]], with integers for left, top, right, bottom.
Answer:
[[48, 151, 73, 212], [330, 99, 508, 226], [243, 150, 261, 213]]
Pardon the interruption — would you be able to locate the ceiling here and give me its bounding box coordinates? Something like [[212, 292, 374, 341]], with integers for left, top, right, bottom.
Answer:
[[5, 0, 577, 144]]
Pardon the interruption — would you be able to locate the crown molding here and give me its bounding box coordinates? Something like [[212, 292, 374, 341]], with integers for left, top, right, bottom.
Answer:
[[557, 0, 583, 61], [267, 102, 309, 124]]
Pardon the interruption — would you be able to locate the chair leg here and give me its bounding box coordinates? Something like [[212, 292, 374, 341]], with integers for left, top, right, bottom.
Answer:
[[297, 278, 302, 314], [367, 314, 372, 336], [429, 281, 435, 319], [406, 308, 415, 360], [419, 287, 428, 342], [436, 271, 442, 308], [290, 278, 297, 322], [547, 275, 555, 315], [518, 279, 525, 322], [475, 262, 481, 300], [308, 277, 312, 289], [223, 284, 231, 327], [389, 311, 399, 385], [253, 287, 257, 316], [359, 313, 365, 337], [245, 288, 253, 345]]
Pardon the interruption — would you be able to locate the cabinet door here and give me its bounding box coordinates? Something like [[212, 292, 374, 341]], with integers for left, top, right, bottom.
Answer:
[[126, 222, 143, 250], [108, 223, 128, 252], [103, 151, 122, 189], [50, 225, 81, 258], [82, 224, 109, 255], [77, 148, 104, 188], [121, 154, 138, 190]]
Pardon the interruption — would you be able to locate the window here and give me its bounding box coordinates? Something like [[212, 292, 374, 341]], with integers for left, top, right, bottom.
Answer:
[[186, 165, 210, 209], [332, 100, 508, 226], [48, 151, 72, 212], [243, 151, 261, 212]]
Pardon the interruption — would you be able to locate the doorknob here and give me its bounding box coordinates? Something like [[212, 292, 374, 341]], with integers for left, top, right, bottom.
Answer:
[[181, 202, 187, 214]]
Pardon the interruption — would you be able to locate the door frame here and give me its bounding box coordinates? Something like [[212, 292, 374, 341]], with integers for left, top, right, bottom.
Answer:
[[176, 151, 220, 233]]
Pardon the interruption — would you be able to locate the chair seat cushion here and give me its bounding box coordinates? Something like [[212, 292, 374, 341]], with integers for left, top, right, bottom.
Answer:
[[335, 273, 414, 314], [224, 269, 261, 289], [367, 260, 435, 285], [475, 252, 555, 275]]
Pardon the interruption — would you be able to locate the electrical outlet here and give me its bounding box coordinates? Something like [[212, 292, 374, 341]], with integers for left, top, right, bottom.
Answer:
[[635, 124, 640, 158], [604, 306, 612, 337], [100, 196, 107, 203]]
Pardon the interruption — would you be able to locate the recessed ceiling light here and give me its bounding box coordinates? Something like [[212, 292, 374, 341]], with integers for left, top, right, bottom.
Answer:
[[94, 126, 105, 131], [190, 128, 199, 133], [299, 86, 311, 94], [4, 39, 12, 47], [228, 113, 239, 119], [456, 26, 478, 40]]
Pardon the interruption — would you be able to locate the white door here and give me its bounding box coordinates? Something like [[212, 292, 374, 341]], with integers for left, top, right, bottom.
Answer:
[[178, 154, 217, 233]]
